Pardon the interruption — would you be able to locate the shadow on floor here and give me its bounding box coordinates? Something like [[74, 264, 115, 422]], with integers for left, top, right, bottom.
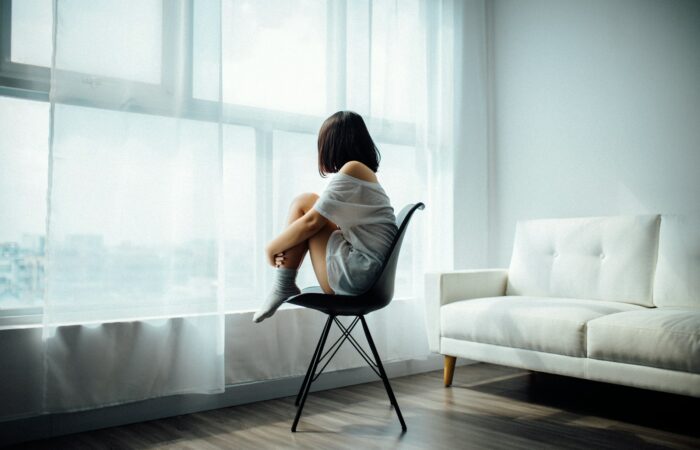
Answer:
[[463, 370, 700, 438]]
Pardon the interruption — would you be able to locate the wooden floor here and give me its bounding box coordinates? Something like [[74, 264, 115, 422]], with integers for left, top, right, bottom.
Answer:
[[10, 363, 700, 449]]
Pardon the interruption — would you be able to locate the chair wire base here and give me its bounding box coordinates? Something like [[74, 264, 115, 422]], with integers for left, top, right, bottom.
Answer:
[[291, 315, 407, 432]]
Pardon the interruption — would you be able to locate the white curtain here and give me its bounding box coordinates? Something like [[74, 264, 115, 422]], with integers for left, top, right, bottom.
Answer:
[[43, 0, 225, 412], [32, 0, 463, 413], [208, 0, 462, 385]]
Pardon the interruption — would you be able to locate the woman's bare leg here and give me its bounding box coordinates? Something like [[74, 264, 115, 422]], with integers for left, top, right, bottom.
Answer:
[[308, 223, 336, 294], [276, 192, 335, 294], [276, 193, 317, 269], [255, 192, 337, 323]]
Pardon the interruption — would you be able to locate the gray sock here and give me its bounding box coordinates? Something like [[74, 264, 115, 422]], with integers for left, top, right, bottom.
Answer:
[[253, 268, 301, 323]]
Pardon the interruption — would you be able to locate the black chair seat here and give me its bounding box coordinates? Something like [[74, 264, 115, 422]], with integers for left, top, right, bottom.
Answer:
[[287, 287, 388, 316]]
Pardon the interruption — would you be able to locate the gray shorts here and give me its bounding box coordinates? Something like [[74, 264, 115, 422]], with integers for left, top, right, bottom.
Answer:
[[326, 230, 382, 295]]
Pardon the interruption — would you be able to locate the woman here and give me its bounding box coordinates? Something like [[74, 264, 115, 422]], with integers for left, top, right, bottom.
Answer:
[[253, 111, 398, 323]]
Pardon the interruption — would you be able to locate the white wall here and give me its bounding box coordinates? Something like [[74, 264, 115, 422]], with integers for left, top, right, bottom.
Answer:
[[489, 0, 700, 266]]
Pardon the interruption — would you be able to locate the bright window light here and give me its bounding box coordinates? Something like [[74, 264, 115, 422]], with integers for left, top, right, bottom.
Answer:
[[10, 0, 53, 67], [219, 0, 327, 114], [53, 0, 162, 83], [223, 124, 258, 310], [371, 0, 421, 122], [0, 0, 425, 316]]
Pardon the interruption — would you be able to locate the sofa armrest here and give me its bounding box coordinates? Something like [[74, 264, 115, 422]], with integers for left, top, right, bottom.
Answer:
[[424, 269, 508, 353]]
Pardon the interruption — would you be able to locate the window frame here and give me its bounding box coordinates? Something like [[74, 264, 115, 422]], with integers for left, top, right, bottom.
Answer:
[[0, 0, 49, 100], [0, 0, 419, 324]]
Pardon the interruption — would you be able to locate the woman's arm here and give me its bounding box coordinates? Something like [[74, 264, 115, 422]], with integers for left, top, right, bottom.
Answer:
[[265, 208, 328, 266]]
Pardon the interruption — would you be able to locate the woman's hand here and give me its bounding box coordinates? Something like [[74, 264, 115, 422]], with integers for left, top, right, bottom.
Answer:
[[265, 244, 286, 268]]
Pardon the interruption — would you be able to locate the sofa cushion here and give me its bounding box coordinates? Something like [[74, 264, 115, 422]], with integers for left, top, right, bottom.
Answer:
[[587, 309, 700, 374], [506, 215, 660, 307], [654, 214, 700, 308], [440, 296, 642, 357]]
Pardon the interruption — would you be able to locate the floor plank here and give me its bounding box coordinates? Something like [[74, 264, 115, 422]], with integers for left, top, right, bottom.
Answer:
[[9, 363, 700, 449]]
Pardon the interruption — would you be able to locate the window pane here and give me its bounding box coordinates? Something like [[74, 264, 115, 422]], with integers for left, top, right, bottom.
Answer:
[[10, 0, 53, 67], [219, 0, 327, 114], [193, 0, 221, 101], [223, 125, 257, 309], [47, 105, 220, 320], [53, 0, 162, 83], [272, 131, 327, 289], [371, 0, 421, 122], [346, 0, 371, 117], [0, 96, 50, 309]]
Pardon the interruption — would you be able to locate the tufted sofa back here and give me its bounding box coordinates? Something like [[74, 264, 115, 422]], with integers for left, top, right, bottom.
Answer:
[[506, 215, 661, 307]]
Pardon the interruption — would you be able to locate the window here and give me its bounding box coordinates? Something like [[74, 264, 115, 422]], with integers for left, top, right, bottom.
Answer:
[[53, 0, 163, 84], [9, 0, 52, 67], [0, 96, 49, 314], [220, 0, 327, 114], [0, 0, 422, 319], [223, 124, 258, 310], [48, 105, 221, 320], [369, 0, 422, 122]]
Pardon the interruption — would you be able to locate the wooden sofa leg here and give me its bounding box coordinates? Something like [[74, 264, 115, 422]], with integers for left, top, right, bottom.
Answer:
[[444, 355, 456, 387]]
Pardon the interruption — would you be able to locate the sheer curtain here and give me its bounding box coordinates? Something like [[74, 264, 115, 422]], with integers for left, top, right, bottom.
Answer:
[[35, 0, 463, 412], [43, 0, 225, 412], [218, 0, 461, 384]]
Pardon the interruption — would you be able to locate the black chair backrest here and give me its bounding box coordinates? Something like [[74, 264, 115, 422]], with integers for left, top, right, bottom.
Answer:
[[361, 202, 425, 308]]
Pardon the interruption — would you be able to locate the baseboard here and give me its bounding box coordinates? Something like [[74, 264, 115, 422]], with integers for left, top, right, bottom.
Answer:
[[0, 355, 474, 446]]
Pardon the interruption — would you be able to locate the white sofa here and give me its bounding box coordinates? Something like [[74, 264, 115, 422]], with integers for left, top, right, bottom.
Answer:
[[425, 215, 700, 397]]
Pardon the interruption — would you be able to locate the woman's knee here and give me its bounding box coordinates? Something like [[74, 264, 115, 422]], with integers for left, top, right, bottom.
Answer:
[[291, 192, 319, 211]]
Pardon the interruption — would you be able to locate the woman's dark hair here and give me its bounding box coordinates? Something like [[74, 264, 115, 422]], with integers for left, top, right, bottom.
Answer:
[[317, 111, 381, 177]]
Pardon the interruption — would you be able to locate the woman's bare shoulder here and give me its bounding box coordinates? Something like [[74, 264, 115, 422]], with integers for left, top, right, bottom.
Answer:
[[339, 161, 378, 183]]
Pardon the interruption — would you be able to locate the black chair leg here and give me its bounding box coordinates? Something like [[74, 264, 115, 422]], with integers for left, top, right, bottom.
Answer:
[[295, 315, 332, 406], [359, 315, 407, 432], [292, 314, 334, 432]]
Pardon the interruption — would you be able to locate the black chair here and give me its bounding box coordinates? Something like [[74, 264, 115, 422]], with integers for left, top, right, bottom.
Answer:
[[286, 202, 425, 432]]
